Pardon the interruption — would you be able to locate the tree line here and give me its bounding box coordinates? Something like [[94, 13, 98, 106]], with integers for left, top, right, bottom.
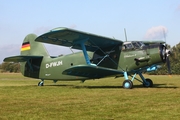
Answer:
[[0, 62, 20, 73], [1, 42, 180, 74]]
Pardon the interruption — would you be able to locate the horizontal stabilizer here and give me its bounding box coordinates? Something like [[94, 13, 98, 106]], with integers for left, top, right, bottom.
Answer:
[[62, 65, 123, 79], [3, 55, 43, 62]]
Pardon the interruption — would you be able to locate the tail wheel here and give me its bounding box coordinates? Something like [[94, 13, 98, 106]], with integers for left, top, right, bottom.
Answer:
[[143, 78, 153, 87], [123, 80, 133, 89], [38, 81, 44, 86]]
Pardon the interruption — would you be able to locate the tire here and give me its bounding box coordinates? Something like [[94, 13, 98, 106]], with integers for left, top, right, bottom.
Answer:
[[123, 80, 133, 89], [143, 78, 153, 87]]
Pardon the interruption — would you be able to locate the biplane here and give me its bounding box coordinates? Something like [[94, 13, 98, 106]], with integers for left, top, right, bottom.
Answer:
[[3, 27, 171, 89]]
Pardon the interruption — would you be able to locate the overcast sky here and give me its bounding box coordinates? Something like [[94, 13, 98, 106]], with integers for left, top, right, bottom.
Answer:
[[0, 0, 180, 63]]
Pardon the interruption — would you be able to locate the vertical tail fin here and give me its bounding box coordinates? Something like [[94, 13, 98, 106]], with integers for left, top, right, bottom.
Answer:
[[20, 34, 49, 56]]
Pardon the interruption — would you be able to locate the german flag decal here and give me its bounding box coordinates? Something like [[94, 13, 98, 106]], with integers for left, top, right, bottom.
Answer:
[[21, 42, 30, 51]]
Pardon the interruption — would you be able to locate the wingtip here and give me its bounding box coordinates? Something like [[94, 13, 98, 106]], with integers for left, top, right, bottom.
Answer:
[[50, 27, 68, 32]]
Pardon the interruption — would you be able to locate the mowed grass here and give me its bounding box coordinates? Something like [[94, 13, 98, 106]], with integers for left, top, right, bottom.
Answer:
[[0, 73, 180, 120]]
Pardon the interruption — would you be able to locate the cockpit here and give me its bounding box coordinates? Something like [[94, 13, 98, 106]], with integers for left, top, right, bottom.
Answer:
[[122, 41, 145, 50]]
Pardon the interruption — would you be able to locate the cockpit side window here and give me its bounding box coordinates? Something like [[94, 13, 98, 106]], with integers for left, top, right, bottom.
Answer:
[[125, 43, 133, 49], [122, 42, 134, 50], [132, 42, 139, 49], [137, 41, 145, 48], [122, 41, 145, 50], [132, 41, 145, 49]]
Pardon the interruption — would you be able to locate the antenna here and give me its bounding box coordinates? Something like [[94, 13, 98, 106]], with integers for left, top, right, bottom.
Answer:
[[124, 28, 127, 42]]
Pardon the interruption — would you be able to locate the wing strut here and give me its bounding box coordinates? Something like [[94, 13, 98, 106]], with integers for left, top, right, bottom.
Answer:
[[75, 38, 96, 66], [80, 42, 91, 65]]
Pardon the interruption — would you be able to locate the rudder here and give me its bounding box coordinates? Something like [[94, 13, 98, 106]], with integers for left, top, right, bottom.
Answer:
[[20, 34, 49, 78], [20, 34, 49, 56]]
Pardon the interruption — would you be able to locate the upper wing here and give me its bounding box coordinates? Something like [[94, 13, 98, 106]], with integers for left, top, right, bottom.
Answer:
[[35, 27, 123, 52], [143, 40, 165, 45], [4, 55, 43, 62], [62, 65, 123, 79]]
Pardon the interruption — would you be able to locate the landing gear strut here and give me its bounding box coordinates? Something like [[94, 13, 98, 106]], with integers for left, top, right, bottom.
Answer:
[[122, 72, 153, 89], [138, 72, 153, 87], [122, 72, 133, 89]]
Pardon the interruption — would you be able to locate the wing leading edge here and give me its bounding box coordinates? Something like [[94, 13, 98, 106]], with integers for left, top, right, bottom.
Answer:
[[35, 27, 123, 52], [62, 65, 123, 79]]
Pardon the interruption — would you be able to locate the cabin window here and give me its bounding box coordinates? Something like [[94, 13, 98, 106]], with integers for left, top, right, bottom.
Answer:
[[137, 41, 145, 48], [92, 45, 120, 69], [132, 42, 139, 49], [123, 43, 133, 50], [123, 41, 145, 50]]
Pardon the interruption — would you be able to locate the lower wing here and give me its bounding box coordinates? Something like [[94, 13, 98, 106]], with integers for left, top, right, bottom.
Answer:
[[62, 65, 123, 79]]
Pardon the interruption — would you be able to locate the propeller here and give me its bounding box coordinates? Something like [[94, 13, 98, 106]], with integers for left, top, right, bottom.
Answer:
[[160, 43, 172, 74], [166, 49, 171, 74], [164, 44, 172, 74], [162, 28, 172, 74]]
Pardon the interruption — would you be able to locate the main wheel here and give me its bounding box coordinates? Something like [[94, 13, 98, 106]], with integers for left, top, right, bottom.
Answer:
[[143, 78, 153, 87], [123, 80, 133, 89]]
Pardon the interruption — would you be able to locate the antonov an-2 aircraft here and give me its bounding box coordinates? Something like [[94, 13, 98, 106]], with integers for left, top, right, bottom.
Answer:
[[4, 27, 171, 89]]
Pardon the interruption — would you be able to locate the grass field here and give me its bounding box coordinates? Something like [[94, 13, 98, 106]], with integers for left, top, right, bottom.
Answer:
[[0, 73, 180, 120]]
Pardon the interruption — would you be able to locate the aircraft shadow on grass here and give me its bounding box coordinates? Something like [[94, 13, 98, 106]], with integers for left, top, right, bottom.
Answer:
[[46, 83, 178, 89]]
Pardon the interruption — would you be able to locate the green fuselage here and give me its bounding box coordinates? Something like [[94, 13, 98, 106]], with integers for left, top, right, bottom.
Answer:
[[20, 44, 162, 81]]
